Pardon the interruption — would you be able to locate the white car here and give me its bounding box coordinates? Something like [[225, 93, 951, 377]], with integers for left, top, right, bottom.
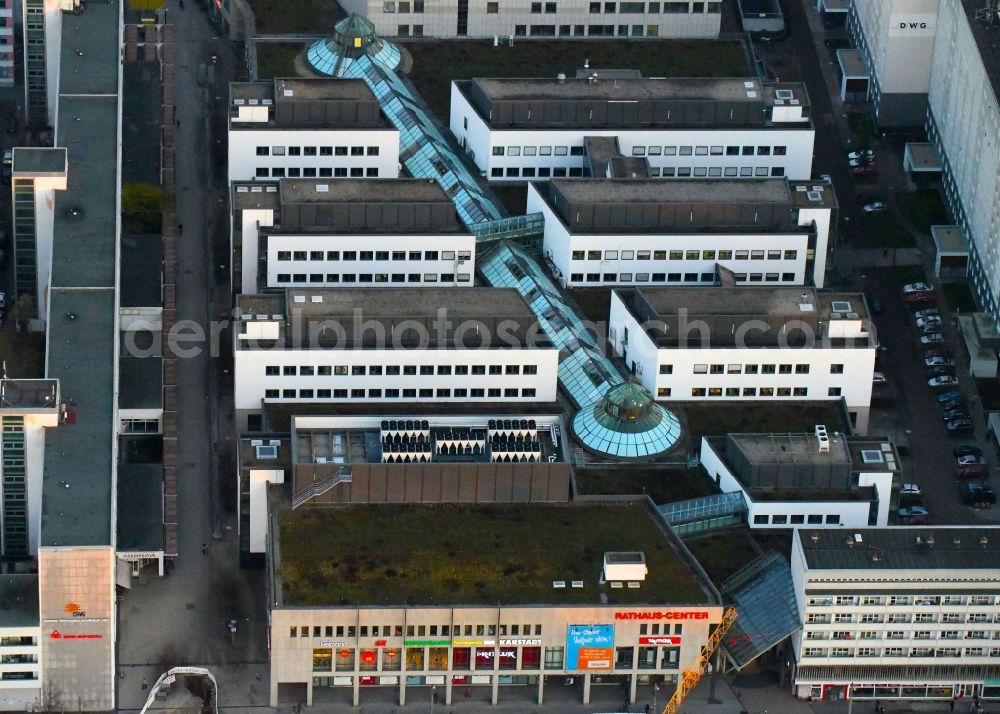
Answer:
[[921, 334, 945, 345], [925, 356, 955, 368], [819, 173, 832, 183], [957, 454, 986, 467], [0, 291, 5, 309], [914, 308, 940, 319], [903, 282, 934, 294], [863, 201, 886, 213], [848, 150, 875, 161], [900, 483, 921, 495], [872, 372, 887, 385], [929, 375, 959, 388], [916, 315, 943, 329]]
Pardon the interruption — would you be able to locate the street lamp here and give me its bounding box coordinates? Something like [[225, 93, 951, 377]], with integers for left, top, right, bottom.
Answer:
[[430, 684, 436, 714]]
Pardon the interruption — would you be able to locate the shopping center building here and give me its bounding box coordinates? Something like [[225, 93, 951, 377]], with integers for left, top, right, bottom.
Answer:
[[267, 501, 721, 707], [791, 527, 1000, 702]]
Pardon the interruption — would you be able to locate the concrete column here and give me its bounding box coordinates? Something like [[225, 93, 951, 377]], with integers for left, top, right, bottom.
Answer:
[[353, 677, 360, 707], [537, 675, 544, 705], [445, 676, 453, 705], [157, 555, 164, 577], [269, 678, 279, 707], [306, 677, 313, 707], [399, 677, 406, 706], [583, 674, 591, 704], [491, 674, 499, 705], [629, 673, 637, 704]]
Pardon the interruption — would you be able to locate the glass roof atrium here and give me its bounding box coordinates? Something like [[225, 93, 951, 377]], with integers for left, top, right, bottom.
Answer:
[[307, 20, 682, 460]]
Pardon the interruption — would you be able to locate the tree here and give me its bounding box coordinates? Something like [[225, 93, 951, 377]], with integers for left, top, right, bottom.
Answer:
[[16, 293, 36, 326], [121, 183, 165, 231], [128, 0, 166, 10]]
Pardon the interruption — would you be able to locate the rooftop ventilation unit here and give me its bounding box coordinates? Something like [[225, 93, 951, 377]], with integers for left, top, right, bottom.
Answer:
[[831, 301, 853, 313], [311, 295, 323, 303], [552, 580, 566, 589], [316, 184, 330, 192], [234, 98, 245, 105], [603, 552, 646, 582], [255, 444, 278, 459], [860, 449, 883, 464], [775, 89, 794, 100], [807, 190, 822, 202], [815, 424, 830, 453]]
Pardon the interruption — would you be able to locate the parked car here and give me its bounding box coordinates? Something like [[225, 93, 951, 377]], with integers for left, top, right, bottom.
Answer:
[[954, 445, 982, 457], [920, 333, 945, 344], [898, 506, 930, 525], [925, 356, 956, 368], [929, 375, 960, 388], [848, 150, 875, 161], [867, 294, 883, 314], [916, 315, 943, 329], [940, 397, 966, 412], [937, 390, 964, 404], [921, 323, 944, 335], [946, 418, 975, 434], [872, 372, 887, 385], [903, 282, 935, 294], [863, 201, 886, 213], [0, 291, 6, 310], [958, 463, 989, 479], [851, 164, 877, 176], [959, 481, 996, 508], [914, 308, 940, 318], [943, 408, 971, 422], [928, 366, 956, 378], [900, 483, 922, 496], [907, 292, 936, 305], [819, 173, 832, 184], [6, 114, 17, 135]]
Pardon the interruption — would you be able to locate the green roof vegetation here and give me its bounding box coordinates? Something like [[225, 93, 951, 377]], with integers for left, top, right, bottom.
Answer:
[[278, 504, 707, 607]]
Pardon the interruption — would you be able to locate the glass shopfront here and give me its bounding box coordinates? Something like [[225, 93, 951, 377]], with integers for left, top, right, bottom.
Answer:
[[336, 647, 355, 672], [359, 648, 378, 671], [382, 648, 401, 670], [406, 647, 424, 671], [428, 647, 449, 670], [313, 648, 333, 672], [452, 647, 471, 670]]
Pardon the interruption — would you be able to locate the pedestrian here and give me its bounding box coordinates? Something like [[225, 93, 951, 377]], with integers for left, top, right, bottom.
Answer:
[[464, 687, 471, 698], [178, 223, 183, 235], [950, 699, 955, 712], [176, 119, 180, 128], [202, 542, 208, 555], [141, 677, 148, 691], [179, 0, 185, 8]]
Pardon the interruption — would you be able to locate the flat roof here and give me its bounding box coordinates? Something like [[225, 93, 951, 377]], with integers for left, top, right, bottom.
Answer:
[[727, 432, 851, 466], [548, 178, 792, 205], [119, 355, 162, 410], [12, 147, 67, 176], [42, 290, 116, 547], [931, 225, 968, 254], [58, 2, 121, 95], [836, 48, 868, 78], [116, 463, 164, 552], [232, 78, 377, 103], [904, 142, 943, 171], [623, 287, 868, 320], [0, 575, 39, 627], [798, 527, 1000, 571], [471, 77, 791, 103], [280, 179, 448, 204], [229, 78, 389, 130], [276, 503, 710, 606], [120, 234, 163, 308]]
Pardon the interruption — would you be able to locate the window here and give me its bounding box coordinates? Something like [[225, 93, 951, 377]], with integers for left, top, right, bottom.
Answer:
[[256, 146, 269, 156], [828, 387, 842, 397]]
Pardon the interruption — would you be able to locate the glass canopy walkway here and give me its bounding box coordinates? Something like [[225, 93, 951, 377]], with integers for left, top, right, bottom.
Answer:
[[659, 491, 748, 536], [305, 16, 682, 459]]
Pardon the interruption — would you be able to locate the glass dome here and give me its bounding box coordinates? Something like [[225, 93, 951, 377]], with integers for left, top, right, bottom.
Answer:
[[571, 381, 682, 459], [306, 14, 401, 76]]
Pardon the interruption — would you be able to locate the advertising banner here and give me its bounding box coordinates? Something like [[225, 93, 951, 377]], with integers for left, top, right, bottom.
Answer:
[[566, 624, 614, 670]]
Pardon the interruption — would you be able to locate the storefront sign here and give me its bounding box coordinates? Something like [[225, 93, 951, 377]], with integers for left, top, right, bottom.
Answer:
[[319, 641, 349, 648], [453, 639, 491, 646], [374, 639, 387, 647], [566, 625, 614, 670], [119, 551, 163, 560], [614, 611, 709, 621], [64, 602, 86, 618], [640, 636, 681, 646], [403, 639, 451, 647], [888, 13, 936, 36], [50, 630, 103, 640], [500, 638, 541, 645]]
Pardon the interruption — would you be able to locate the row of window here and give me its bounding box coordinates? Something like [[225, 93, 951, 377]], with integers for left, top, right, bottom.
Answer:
[[573, 249, 799, 261], [492, 144, 785, 158], [807, 594, 996, 607], [584, 1, 718, 13], [383, 0, 425, 11], [255, 167, 379, 178], [753, 513, 840, 526], [569, 271, 797, 284], [291, 623, 542, 639], [514, 23, 667, 36], [667, 363, 819, 375], [395, 24, 425, 35], [275, 273, 472, 284], [266, 364, 539, 376], [807, 612, 996, 625], [490, 165, 785, 178], [803, 646, 1000, 658], [813, 629, 1000, 640], [255, 145, 380, 157], [277, 250, 471, 262], [264, 387, 537, 399], [662, 386, 842, 398]]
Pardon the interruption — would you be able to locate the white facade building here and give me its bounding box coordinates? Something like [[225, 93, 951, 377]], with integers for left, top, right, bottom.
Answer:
[[231, 180, 475, 295], [791, 527, 1000, 703], [529, 178, 833, 289], [846, 0, 939, 126], [227, 79, 399, 184], [608, 287, 877, 432], [925, 0, 1000, 320], [338, 0, 722, 38], [233, 288, 560, 428], [450, 77, 815, 183], [0, 576, 40, 710], [699, 431, 898, 530]]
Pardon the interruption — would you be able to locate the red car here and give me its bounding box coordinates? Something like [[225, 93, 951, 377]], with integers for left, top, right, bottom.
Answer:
[[852, 164, 877, 176], [905, 291, 936, 304]]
